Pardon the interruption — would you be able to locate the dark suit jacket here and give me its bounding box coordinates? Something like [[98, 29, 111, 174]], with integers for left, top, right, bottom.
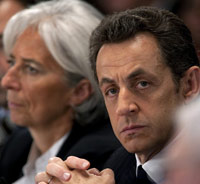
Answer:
[[104, 146, 137, 184], [0, 118, 121, 184], [105, 147, 157, 184]]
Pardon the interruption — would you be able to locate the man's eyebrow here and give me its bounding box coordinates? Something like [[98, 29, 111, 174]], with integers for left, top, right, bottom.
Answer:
[[127, 68, 146, 81], [99, 69, 147, 87], [99, 78, 115, 87]]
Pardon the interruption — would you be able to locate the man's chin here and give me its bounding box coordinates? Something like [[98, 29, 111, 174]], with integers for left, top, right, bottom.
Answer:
[[121, 137, 151, 155], [122, 141, 141, 154]]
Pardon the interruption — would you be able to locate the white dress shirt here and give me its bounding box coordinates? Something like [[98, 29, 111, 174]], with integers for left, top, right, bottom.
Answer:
[[14, 133, 69, 184], [136, 151, 165, 183]]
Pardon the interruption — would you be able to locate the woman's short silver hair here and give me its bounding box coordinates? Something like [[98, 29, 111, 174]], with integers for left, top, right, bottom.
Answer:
[[3, 0, 105, 125]]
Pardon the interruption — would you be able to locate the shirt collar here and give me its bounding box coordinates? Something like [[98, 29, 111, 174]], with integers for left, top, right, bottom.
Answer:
[[23, 132, 69, 177], [135, 135, 180, 184], [136, 151, 165, 183]]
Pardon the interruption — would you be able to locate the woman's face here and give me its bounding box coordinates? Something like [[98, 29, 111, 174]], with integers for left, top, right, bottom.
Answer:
[[1, 27, 74, 128]]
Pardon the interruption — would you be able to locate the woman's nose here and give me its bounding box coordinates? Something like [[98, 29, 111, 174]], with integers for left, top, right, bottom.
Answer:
[[1, 67, 20, 91]]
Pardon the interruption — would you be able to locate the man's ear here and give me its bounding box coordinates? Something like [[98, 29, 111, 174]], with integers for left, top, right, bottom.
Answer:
[[69, 79, 93, 106], [182, 66, 200, 100]]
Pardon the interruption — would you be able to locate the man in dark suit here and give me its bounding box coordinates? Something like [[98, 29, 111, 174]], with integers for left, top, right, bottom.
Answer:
[[35, 6, 200, 184]]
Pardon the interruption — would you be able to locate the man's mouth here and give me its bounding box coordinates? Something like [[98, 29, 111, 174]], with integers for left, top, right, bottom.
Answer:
[[120, 125, 147, 135]]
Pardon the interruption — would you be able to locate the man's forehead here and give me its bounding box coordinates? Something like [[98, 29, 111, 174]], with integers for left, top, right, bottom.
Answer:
[[96, 33, 163, 67], [98, 67, 151, 87]]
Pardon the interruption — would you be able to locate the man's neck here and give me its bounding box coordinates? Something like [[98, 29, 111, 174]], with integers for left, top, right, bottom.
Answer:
[[136, 148, 162, 164]]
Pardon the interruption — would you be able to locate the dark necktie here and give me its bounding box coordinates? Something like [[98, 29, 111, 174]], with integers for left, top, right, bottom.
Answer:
[[136, 165, 156, 184]]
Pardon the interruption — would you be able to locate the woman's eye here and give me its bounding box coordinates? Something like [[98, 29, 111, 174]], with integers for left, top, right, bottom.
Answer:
[[25, 65, 39, 74], [136, 81, 150, 89]]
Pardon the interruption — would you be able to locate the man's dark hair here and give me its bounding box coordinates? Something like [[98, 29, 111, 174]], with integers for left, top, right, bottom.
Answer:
[[89, 6, 199, 85]]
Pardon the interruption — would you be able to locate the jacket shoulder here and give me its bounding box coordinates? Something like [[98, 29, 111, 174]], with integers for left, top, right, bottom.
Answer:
[[104, 147, 136, 184], [0, 127, 32, 183], [59, 121, 121, 170]]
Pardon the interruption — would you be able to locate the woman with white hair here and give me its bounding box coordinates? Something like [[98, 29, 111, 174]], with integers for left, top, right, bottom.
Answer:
[[0, 0, 120, 183]]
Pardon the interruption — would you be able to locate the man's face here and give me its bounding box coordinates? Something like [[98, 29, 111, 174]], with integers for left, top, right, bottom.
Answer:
[[0, 34, 9, 107], [0, 0, 24, 107], [96, 33, 184, 158]]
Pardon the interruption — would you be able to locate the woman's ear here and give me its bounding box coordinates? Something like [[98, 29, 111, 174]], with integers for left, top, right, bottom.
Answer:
[[69, 79, 93, 106], [182, 66, 200, 100]]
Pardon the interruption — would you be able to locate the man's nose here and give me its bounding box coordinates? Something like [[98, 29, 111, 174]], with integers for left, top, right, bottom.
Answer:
[[1, 66, 20, 91], [116, 88, 139, 116]]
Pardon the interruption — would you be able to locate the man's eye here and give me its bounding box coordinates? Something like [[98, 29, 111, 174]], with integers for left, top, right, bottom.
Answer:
[[136, 81, 150, 89], [105, 88, 118, 97]]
